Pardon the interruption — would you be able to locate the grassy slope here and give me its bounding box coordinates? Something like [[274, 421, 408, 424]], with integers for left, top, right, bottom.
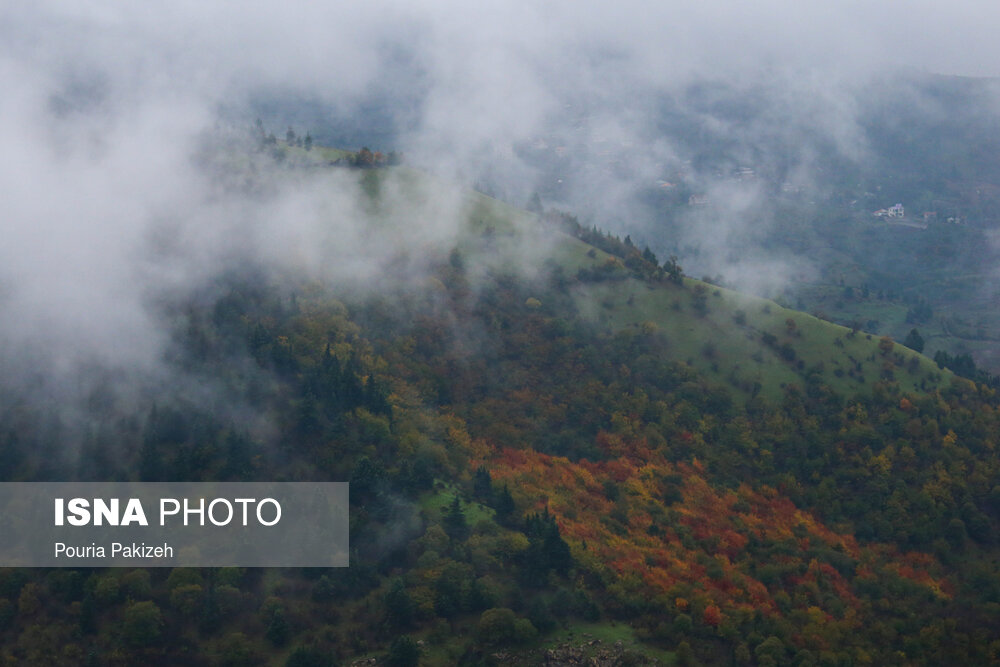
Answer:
[[425, 172, 958, 402], [574, 278, 951, 401], [800, 274, 1000, 371], [280, 150, 957, 403]]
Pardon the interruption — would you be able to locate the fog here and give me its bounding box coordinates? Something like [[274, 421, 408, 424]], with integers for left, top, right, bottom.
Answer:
[[2, 1, 999, 389]]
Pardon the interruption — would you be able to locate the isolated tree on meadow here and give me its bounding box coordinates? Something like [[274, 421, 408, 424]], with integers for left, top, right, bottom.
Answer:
[[443, 495, 469, 541], [664, 255, 684, 285], [878, 335, 895, 356], [904, 328, 925, 353]]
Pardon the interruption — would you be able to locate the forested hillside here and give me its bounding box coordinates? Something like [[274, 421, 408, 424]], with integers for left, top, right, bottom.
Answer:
[[1, 150, 999, 666]]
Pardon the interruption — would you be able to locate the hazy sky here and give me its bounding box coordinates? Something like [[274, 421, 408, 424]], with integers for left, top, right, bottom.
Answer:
[[1, 1, 999, 381]]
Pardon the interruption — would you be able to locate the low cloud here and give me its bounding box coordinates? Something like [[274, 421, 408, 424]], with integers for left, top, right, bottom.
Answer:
[[2, 0, 998, 388]]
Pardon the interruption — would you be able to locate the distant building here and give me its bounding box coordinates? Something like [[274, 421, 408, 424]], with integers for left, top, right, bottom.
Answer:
[[874, 203, 905, 219], [923, 211, 937, 222]]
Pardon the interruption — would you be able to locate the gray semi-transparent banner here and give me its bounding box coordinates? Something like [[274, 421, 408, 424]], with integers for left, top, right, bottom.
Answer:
[[0, 483, 348, 567]]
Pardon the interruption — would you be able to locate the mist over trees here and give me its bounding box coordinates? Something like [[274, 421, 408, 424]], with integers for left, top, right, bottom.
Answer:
[[3, 1, 1000, 664]]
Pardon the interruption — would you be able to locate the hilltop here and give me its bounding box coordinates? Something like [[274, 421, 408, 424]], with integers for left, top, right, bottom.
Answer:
[[350, 160, 958, 404]]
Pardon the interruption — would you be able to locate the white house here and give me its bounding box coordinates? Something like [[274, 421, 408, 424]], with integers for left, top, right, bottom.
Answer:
[[874, 204, 905, 219]]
